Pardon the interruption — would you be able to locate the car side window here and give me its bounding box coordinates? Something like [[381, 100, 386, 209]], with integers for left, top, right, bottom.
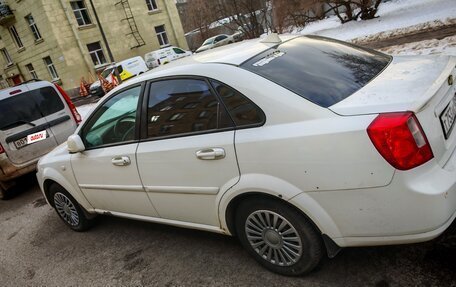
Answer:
[[81, 86, 141, 148], [146, 79, 233, 138], [210, 80, 265, 127], [173, 48, 185, 54]]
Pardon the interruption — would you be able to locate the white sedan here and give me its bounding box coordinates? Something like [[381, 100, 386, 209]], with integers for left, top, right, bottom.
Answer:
[[195, 34, 235, 53], [37, 34, 456, 276]]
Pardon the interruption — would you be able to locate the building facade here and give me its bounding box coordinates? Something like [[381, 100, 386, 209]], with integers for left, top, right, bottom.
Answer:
[[0, 0, 188, 96]]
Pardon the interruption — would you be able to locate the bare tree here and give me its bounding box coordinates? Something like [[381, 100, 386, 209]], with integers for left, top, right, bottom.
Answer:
[[325, 0, 383, 23]]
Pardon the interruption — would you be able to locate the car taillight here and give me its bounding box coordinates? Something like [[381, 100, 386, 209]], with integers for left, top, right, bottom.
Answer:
[[0, 143, 4, 154], [367, 112, 433, 170], [54, 83, 82, 124]]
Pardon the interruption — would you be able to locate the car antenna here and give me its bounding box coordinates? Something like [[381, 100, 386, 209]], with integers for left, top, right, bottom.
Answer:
[[260, 33, 282, 44]]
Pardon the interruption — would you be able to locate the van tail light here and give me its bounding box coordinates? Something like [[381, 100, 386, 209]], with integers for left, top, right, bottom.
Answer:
[[0, 143, 4, 154], [53, 83, 82, 124], [367, 112, 433, 170]]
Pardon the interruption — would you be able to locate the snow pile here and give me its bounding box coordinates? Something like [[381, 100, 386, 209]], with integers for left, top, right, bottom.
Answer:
[[298, 0, 456, 41], [379, 35, 456, 56]]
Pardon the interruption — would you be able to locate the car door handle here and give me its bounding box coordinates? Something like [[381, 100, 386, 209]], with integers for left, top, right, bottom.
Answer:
[[195, 148, 225, 160], [112, 156, 131, 166]]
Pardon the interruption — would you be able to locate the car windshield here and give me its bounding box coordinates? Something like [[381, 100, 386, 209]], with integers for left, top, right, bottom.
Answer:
[[202, 38, 215, 46], [241, 36, 391, 108], [101, 68, 114, 78]]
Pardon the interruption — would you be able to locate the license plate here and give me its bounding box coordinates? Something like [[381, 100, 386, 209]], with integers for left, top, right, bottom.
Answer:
[[14, 137, 28, 149], [440, 93, 456, 139], [13, 130, 47, 149]]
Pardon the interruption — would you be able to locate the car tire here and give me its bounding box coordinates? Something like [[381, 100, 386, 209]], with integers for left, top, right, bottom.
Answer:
[[235, 198, 323, 276], [49, 184, 93, 231]]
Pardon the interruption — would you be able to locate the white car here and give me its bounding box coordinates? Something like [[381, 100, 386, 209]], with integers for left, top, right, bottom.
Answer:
[[37, 35, 456, 276], [145, 46, 192, 69], [195, 34, 235, 53]]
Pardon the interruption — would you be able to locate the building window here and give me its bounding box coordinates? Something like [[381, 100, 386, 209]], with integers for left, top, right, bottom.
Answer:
[[155, 25, 169, 47], [26, 64, 38, 79], [9, 26, 24, 49], [87, 42, 107, 67], [146, 0, 158, 11], [70, 1, 92, 26], [43, 56, 59, 80], [25, 15, 42, 41], [1, 48, 13, 66]]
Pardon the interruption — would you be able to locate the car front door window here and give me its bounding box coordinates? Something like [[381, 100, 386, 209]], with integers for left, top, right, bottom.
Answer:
[[81, 86, 141, 148]]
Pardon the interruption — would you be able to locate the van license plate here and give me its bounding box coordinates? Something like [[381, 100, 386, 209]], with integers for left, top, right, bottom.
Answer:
[[440, 93, 456, 139], [14, 137, 28, 149]]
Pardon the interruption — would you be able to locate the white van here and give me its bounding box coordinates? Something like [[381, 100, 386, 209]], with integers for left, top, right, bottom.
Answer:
[[144, 46, 192, 69], [89, 56, 148, 96]]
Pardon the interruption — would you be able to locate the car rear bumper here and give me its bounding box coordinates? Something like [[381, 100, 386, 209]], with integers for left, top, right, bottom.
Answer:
[[0, 154, 37, 182], [292, 147, 456, 247]]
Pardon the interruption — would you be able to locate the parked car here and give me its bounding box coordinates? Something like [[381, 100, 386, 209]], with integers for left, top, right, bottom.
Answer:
[[37, 34, 456, 276], [145, 46, 192, 69], [195, 34, 235, 53], [0, 80, 81, 199], [89, 56, 148, 97]]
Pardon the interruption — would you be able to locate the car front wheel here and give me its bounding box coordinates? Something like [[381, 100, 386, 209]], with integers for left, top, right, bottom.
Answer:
[[49, 184, 93, 231], [235, 198, 323, 276]]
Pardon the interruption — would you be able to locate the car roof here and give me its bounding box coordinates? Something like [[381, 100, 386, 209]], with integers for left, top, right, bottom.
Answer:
[[108, 34, 301, 94], [194, 34, 298, 65], [0, 80, 54, 101]]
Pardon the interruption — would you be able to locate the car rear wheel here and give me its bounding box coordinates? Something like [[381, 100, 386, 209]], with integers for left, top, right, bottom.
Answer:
[[49, 184, 93, 231], [235, 198, 323, 276]]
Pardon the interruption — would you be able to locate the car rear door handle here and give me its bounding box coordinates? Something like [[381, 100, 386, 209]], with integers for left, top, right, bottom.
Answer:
[[112, 156, 131, 166], [195, 148, 225, 160]]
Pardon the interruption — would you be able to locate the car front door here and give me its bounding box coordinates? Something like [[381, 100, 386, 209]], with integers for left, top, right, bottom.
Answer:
[[136, 78, 239, 227], [71, 84, 159, 217]]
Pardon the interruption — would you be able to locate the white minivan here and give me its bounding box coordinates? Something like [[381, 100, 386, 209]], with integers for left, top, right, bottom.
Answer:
[[89, 56, 148, 96], [144, 46, 192, 69]]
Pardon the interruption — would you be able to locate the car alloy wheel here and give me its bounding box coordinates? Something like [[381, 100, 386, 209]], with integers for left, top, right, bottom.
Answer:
[[54, 192, 80, 227], [245, 210, 303, 266]]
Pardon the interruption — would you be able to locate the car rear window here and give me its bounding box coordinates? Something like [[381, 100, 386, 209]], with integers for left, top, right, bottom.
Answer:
[[0, 86, 64, 130], [241, 36, 391, 108]]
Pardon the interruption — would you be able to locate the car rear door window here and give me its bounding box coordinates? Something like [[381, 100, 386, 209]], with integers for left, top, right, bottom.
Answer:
[[146, 79, 233, 138], [210, 80, 265, 127], [0, 87, 64, 130], [241, 36, 391, 108]]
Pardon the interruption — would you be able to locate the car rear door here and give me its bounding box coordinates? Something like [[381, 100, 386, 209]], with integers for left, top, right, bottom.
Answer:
[[136, 78, 240, 227], [26, 82, 78, 145], [0, 84, 62, 165]]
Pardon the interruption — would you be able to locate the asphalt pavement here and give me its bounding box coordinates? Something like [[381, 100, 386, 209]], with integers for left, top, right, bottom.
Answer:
[[0, 176, 455, 286]]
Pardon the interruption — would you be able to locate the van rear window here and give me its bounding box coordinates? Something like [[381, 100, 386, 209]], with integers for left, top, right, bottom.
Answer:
[[0, 87, 64, 130], [241, 36, 391, 108]]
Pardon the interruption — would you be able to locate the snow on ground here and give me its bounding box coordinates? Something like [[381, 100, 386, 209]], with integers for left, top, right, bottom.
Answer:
[[379, 35, 456, 56], [296, 0, 456, 42], [76, 103, 97, 120]]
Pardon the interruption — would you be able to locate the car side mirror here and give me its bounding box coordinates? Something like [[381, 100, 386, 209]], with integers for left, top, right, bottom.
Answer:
[[67, 134, 85, 153]]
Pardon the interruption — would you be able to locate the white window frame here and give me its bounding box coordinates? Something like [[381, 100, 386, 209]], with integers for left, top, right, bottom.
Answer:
[[9, 25, 24, 49], [1, 48, 13, 66], [26, 63, 38, 79], [155, 25, 169, 47], [87, 41, 107, 67], [146, 0, 158, 11], [43, 56, 59, 80], [70, 0, 92, 26], [26, 14, 42, 41]]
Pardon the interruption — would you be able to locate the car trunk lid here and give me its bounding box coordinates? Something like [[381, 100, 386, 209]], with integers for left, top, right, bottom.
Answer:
[[330, 55, 456, 167]]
